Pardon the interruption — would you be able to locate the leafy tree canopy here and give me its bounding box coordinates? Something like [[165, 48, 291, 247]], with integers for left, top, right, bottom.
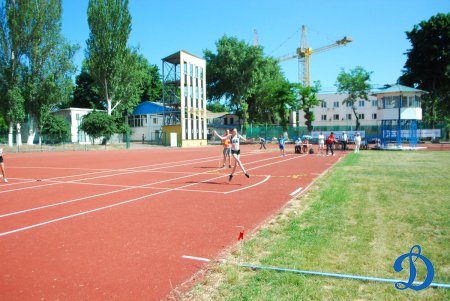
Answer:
[[207, 102, 228, 113], [79, 110, 117, 143], [336, 66, 372, 130], [41, 114, 70, 143], [72, 66, 104, 109], [399, 13, 450, 127]]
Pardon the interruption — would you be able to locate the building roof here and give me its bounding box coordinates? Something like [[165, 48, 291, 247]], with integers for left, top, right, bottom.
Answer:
[[132, 101, 169, 115], [206, 111, 227, 119], [162, 50, 203, 64], [374, 84, 427, 94]]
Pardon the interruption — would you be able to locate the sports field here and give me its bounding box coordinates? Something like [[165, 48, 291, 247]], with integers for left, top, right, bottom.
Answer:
[[0, 144, 342, 300], [184, 150, 450, 300]]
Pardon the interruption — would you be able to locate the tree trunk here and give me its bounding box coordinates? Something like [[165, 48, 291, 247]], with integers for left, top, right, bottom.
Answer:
[[107, 98, 112, 115], [16, 123, 22, 146], [8, 122, 13, 147], [353, 107, 360, 131], [27, 115, 37, 145]]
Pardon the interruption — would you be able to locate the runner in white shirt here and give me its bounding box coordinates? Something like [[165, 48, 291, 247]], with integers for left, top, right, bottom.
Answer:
[[214, 128, 250, 182], [317, 132, 325, 156], [354, 132, 361, 153]]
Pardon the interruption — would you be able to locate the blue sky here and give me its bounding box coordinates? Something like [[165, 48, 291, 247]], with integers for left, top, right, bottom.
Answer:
[[62, 0, 449, 91]]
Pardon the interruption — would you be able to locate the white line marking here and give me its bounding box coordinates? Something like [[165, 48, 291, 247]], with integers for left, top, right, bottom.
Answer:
[[0, 171, 232, 236], [289, 186, 303, 196], [182, 255, 211, 262], [224, 176, 271, 195], [0, 152, 307, 234], [0, 151, 263, 194]]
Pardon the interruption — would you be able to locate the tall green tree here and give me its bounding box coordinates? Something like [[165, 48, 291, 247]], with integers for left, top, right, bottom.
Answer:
[[399, 13, 450, 128], [86, 0, 142, 116], [336, 66, 372, 130], [296, 81, 321, 132], [0, 0, 30, 146], [204, 35, 267, 133], [246, 56, 287, 125], [24, 0, 78, 144], [138, 57, 162, 102], [72, 66, 104, 109]]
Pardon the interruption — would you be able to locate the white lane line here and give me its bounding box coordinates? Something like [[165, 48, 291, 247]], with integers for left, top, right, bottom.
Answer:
[[289, 186, 303, 196], [224, 176, 271, 195], [0, 170, 233, 236], [0, 153, 248, 194], [0, 165, 229, 218], [182, 255, 211, 262], [0, 152, 307, 232], [2, 153, 306, 217], [3, 153, 226, 186]]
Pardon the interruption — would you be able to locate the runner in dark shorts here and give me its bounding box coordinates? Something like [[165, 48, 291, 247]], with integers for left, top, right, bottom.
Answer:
[[214, 129, 249, 182]]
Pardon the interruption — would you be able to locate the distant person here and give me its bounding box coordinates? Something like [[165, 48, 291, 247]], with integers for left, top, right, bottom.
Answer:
[[294, 138, 302, 154], [259, 137, 267, 150], [326, 132, 336, 156], [318, 132, 325, 156], [0, 148, 7, 183], [354, 132, 361, 153], [341, 131, 348, 151], [278, 135, 285, 156], [221, 129, 232, 168], [214, 129, 250, 182], [142, 134, 145, 144], [302, 138, 310, 154]]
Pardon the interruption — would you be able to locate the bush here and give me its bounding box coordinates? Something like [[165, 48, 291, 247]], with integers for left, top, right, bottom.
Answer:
[[41, 115, 71, 143], [80, 110, 117, 144]]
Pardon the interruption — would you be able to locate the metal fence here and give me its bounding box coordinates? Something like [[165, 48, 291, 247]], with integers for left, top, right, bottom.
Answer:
[[0, 131, 128, 152]]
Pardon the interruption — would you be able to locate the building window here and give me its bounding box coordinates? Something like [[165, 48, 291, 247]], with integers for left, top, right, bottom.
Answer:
[[333, 114, 339, 120], [333, 101, 339, 108], [372, 100, 378, 107], [358, 114, 365, 120], [195, 66, 198, 78], [195, 86, 198, 99], [346, 102, 352, 107], [372, 113, 377, 119], [189, 63, 193, 76], [359, 100, 365, 107], [183, 62, 187, 75], [321, 101, 327, 108], [321, 114, 327, 121], [200, 67, 204, 79], [76, 113, 81, 120], [128, 115, 147, 127], [224, 118, 228, 125], [230, 117, 234, 124], [346, 114, 352, 120], [153, 118, 157, 124]]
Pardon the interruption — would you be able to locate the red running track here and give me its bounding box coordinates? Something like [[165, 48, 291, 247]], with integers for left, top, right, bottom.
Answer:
[[0, 145, 343, 300]]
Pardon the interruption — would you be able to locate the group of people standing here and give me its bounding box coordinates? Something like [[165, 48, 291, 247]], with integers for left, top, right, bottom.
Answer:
[[214, 128, 363, 182], [318, 131, 362, 155]]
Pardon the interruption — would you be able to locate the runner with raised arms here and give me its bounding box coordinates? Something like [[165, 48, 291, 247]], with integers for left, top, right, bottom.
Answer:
[[214, 128, 250, 182]]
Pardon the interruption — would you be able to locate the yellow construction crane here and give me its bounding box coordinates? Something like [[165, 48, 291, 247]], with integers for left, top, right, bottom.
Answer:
[[278, 25, 352, 86]]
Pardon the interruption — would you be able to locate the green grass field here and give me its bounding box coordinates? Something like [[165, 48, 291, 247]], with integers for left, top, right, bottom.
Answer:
[[184, 151, 450, 301]]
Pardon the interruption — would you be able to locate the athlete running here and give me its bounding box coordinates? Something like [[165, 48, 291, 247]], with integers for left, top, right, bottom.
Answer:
[[214, 128, 250, 182]]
